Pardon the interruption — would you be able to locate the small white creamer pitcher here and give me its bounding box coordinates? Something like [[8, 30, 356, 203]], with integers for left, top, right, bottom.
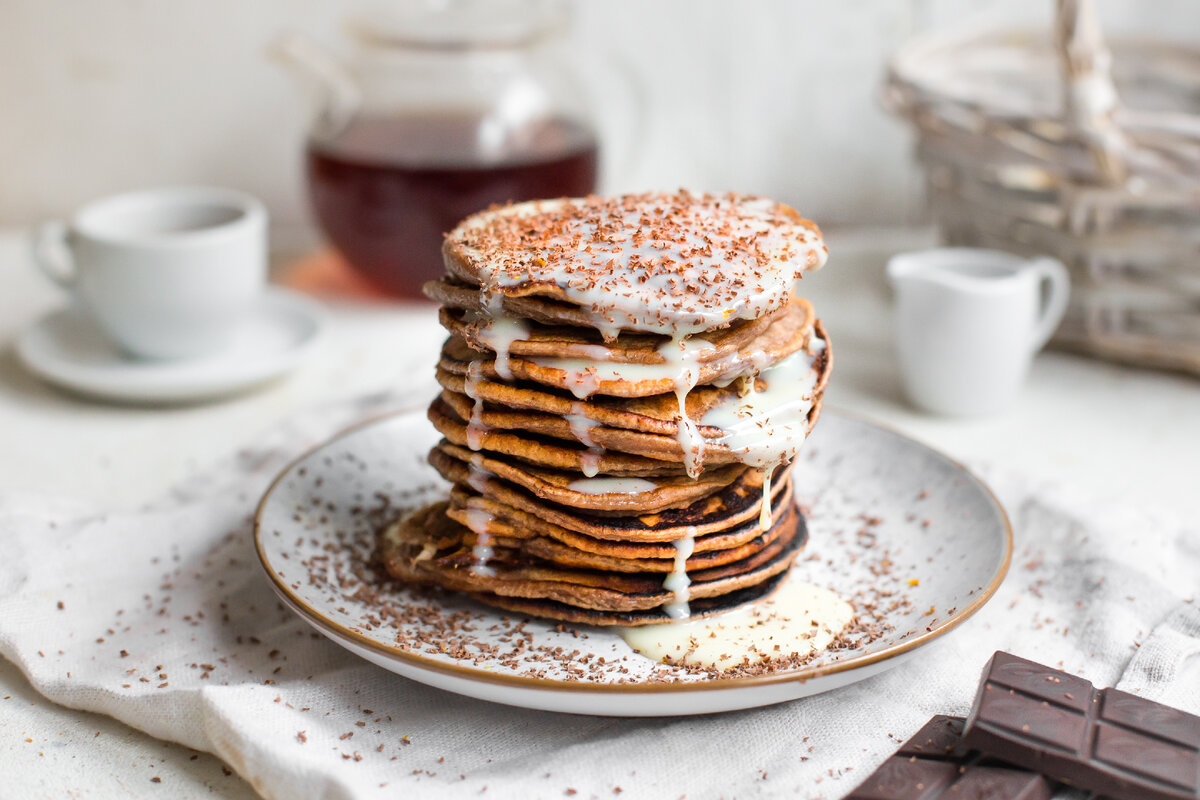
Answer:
[[887, 248, 1070, 416]]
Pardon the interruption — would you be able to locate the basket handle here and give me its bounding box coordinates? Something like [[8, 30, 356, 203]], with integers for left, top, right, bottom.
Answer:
[[1055, 0, 1130, 186]]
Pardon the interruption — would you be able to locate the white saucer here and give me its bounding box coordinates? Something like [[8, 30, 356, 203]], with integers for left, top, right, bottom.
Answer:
[[16, 288, 327, 404]]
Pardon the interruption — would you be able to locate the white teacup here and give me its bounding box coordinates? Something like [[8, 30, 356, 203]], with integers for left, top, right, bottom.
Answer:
[[887, 248, 1070, 417], [32, 186, 267, 360]]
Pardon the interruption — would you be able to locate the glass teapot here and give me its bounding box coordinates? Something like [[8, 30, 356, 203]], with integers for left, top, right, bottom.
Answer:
[[274, 0, 628, 298]]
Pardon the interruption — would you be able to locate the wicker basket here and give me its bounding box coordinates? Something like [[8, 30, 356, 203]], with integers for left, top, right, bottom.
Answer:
[[884, 0, 1200, 375]]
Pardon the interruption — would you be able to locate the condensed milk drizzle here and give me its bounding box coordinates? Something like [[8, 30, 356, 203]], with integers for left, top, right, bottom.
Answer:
[[622, 577, 855, 669], [566, 476, 657, 495], [662, 528, 697, 620], [579, 451, 602, 478], [474, 291, 529, 381], [759, 467, 774, 533], [461, 507, 497, 576], [700, 340, 824, 472], [566, 403, 604, 477], [566, 403, 599, 447], [660, 335, 715, 480], [463, 360, 488, 451], [466, 463, 492, 495], [464, 464, 500, 573]]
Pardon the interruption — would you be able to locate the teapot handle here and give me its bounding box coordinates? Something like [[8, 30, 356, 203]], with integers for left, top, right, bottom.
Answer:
[[269, 31, 362, 139]]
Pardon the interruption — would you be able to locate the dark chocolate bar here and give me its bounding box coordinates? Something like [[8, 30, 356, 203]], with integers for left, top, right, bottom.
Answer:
[[846, 714, 1053, 799], [962, 651, 1200, 800]]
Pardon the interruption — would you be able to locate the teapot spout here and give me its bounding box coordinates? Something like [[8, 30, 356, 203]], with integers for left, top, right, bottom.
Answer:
[[269, 31, 361, 139]]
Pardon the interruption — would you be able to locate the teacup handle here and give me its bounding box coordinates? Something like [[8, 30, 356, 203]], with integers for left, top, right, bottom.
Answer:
[[1029, 257, 1071, 352], [32, 221, 77, 289]]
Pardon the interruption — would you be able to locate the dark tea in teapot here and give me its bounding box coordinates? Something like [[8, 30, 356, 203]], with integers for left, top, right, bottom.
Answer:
[[307, 112, 598, 298]]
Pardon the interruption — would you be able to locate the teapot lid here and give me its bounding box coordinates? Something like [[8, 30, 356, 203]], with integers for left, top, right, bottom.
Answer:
[[348, 0, 569, 50]]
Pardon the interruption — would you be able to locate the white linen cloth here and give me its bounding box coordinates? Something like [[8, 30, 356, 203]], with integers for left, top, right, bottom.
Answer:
[[1, 391, 1197, 800]]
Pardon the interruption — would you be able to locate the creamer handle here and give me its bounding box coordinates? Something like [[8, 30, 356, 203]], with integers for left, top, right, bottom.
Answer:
[[1030, 257, 1071, 351]]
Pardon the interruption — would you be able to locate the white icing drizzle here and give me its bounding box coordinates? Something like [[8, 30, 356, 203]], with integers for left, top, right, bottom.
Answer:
[[566, 403, 599, 447], [524, 358, 641, 395], [659, 335, 714, 479], [566, 476, 657, 495], [569, 344, 619, 362], [579, 450, 602, 478], [533, 361, 603, 400], [662, 528, 697, 620], [699, 340, 823, 471], [759, 466, 774, 533], [464, 360, 487, 451], [709, 347, 776, 389], [622, 577, 855, 669], [461, 507, 497, 576], [475, 295, 529, 381], [466, 463, 491, 494], [566, 402, 604, 477]]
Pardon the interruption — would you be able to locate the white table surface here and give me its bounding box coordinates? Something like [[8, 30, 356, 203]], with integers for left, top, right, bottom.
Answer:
[[1, 227, 1196, 798]]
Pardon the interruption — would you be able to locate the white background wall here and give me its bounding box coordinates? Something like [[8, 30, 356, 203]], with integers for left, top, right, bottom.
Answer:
[[1, 0, 1196, 240]]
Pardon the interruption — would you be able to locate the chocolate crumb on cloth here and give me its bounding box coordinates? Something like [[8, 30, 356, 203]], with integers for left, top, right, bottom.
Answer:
[[381, 190, 834, 625]]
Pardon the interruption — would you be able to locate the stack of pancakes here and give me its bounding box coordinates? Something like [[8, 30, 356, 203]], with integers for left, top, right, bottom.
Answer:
[[382, 191, 832, 625]]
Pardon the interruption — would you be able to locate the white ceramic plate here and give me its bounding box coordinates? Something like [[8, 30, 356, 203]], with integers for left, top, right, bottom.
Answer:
[[254, 409, 1011, 716], [16, 288, 326, 404]]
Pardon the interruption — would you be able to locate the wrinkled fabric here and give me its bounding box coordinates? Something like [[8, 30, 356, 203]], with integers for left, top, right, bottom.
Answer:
[[1, 393, 1196, 800]]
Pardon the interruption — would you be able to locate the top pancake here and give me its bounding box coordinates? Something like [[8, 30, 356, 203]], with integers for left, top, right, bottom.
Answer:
[[437, 191, 827, 340]]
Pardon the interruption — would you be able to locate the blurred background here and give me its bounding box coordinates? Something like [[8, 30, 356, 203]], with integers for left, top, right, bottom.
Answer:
[[4, 0, 1198, 247], [4, 5, 1200, 795]]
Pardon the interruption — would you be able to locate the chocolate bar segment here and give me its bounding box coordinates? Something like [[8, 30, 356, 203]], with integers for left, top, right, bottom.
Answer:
[[962, 651, 1200, 800], [846, 715, 1053, 800]]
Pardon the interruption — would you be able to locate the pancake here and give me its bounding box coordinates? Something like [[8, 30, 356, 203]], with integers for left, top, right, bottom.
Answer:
[[435, 300, 787, 364], [440, 460, 792, 543], [469, 572, 790, 627], [445, 466, 792, 550], [436, 296, 815, 399], [427, 396, 687, 476], [429, 443, 744, 515], [446, 476, 793, 556], [446, 483, 798, 573], [380, 500, 806, 621]]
